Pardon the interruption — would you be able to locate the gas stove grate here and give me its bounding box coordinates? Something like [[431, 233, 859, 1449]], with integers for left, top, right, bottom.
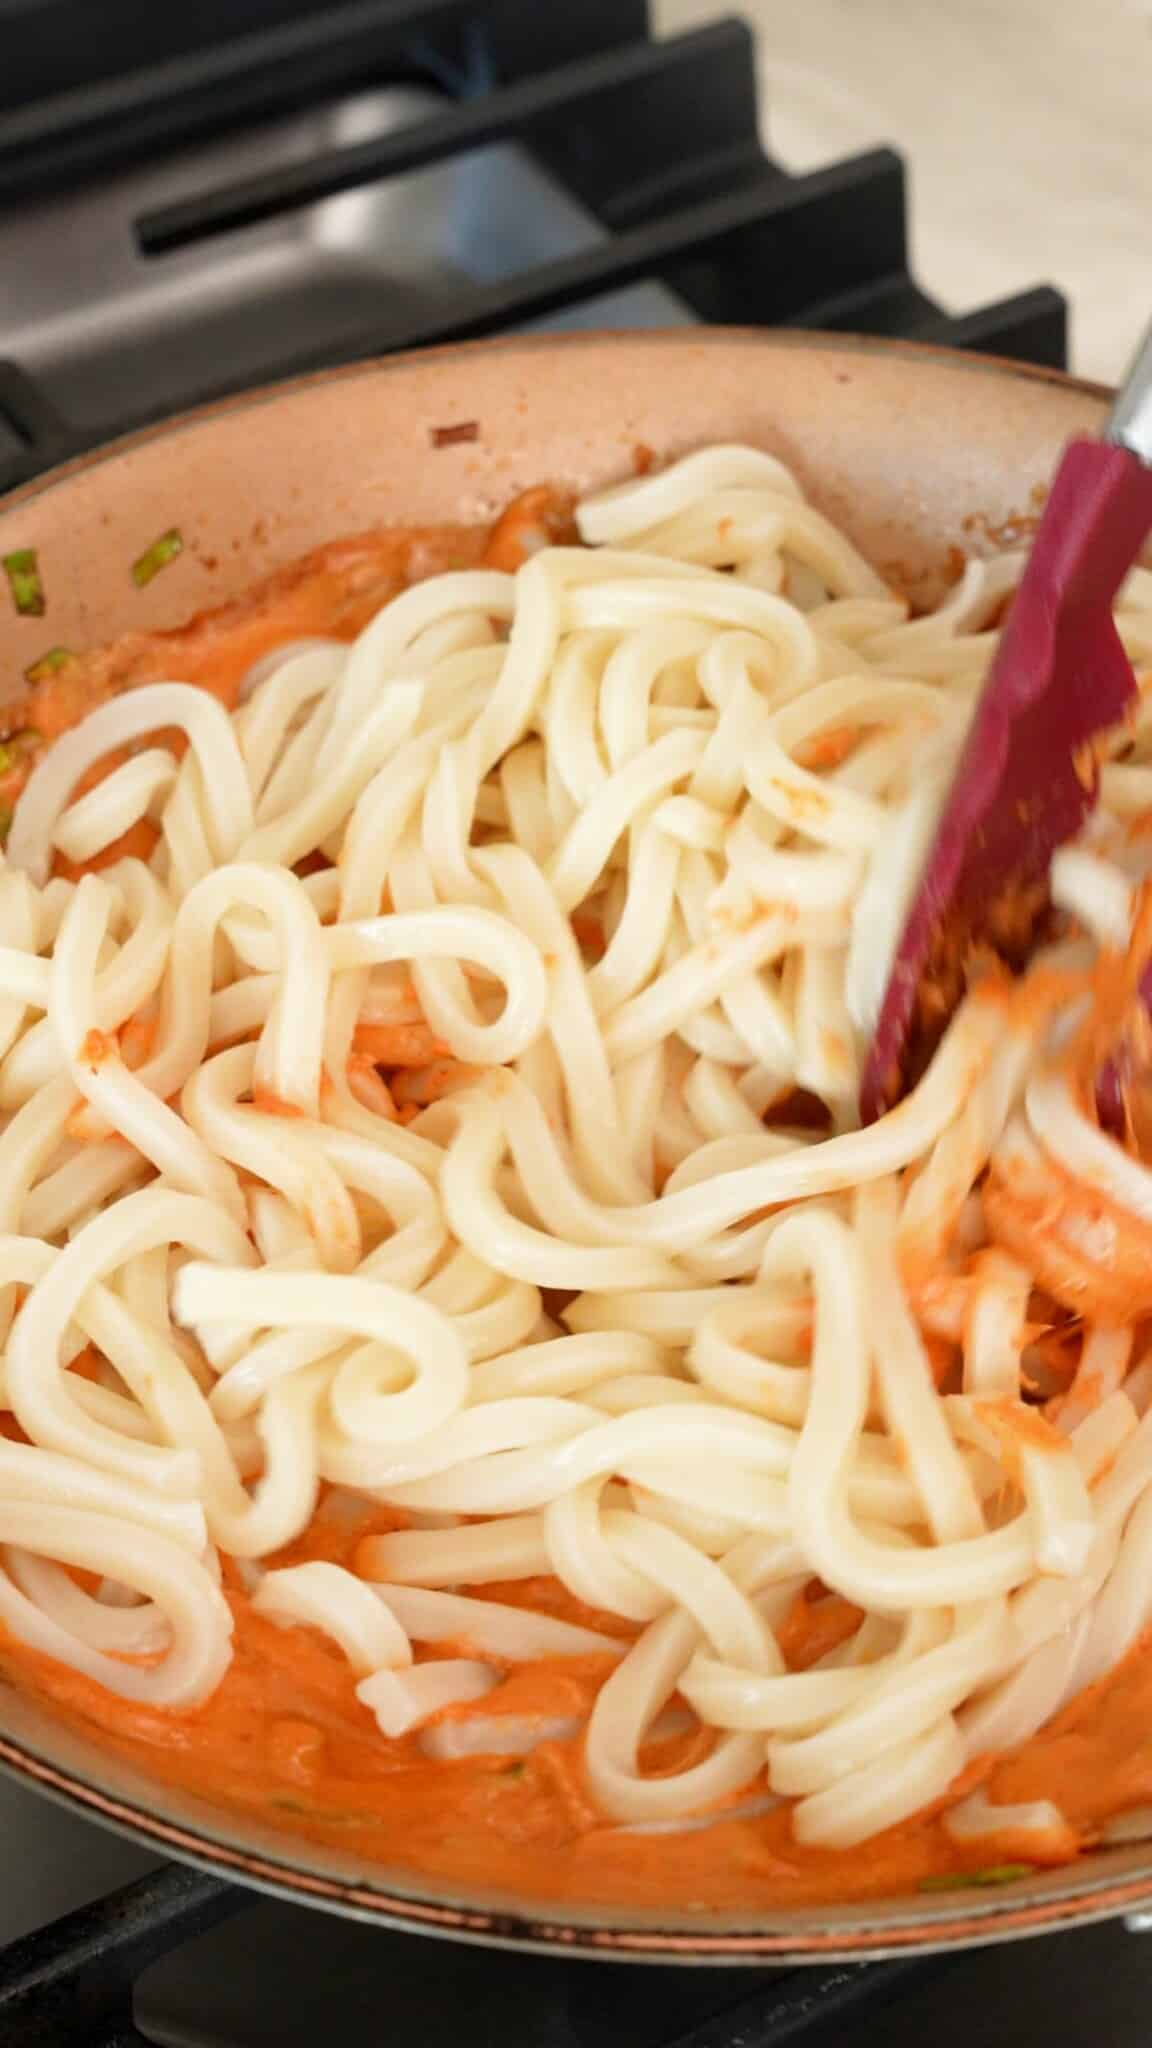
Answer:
[[0, 1, 1066, 496], [0, 1860, 938, 2048], [0, 1867, 241, 2048]]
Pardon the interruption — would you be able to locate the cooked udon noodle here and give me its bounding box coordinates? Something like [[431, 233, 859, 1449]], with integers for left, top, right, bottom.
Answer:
[[4, 443, 1152, 1870]]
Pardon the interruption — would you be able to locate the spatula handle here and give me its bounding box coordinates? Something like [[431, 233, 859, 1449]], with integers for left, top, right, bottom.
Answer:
[[1106, 319, 1152, 465]]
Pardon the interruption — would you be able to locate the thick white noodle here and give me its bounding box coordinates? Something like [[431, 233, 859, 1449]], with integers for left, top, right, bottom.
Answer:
[[0, 441, 1150, 1859]]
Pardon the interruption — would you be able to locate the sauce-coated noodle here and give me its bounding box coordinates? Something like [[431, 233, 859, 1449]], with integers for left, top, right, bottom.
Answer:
[[3, 453, 1152, 1903]]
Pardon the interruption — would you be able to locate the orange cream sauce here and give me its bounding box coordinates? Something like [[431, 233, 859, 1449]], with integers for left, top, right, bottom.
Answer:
[[5, 1491, 1152, 1909], [4, 487, 1152, 1910]]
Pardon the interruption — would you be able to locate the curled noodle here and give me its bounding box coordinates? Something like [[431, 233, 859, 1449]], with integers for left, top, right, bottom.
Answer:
[[2, 443, 1152, 1866]]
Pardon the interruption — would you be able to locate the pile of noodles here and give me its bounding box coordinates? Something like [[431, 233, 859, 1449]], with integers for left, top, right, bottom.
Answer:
[[4, 443, 1152, 1857]]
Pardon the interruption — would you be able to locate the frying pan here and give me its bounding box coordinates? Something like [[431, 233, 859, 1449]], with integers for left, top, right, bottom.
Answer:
[[0, 329, 1148, 1963]]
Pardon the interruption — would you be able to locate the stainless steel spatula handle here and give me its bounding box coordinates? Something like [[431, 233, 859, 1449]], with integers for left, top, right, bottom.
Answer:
[[1107, 319, 1152, 464]]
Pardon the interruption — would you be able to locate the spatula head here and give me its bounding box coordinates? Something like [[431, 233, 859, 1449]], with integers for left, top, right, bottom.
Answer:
[[860, 438, 1152, 1123]]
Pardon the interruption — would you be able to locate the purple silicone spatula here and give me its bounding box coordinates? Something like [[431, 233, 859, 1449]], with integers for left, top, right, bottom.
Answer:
[[860, 321, 1152, 1125]]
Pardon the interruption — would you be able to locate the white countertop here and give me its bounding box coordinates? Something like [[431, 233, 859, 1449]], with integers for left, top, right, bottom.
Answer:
[[656, 0, 1149, 385]]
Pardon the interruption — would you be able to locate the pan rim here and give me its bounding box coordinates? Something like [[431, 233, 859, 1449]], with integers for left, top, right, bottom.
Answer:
[[0, 326, 1112, 524]]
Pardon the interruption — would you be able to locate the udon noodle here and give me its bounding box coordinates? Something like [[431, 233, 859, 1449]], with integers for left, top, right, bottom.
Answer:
[[4, 443, 1152, 1881]]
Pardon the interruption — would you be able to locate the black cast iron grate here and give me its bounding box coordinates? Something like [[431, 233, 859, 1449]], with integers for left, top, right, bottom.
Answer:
[[0, 0, 1067, 498], [0, 1860, 941, 2048]]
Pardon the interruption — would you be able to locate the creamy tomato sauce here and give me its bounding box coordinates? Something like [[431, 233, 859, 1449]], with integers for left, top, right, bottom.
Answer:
[[5, 1487, 1152, 1909], [2, 488, 1151, 1911]]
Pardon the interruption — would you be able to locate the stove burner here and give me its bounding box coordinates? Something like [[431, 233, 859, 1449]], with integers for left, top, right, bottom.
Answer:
[[0, 1, 1065, 494]]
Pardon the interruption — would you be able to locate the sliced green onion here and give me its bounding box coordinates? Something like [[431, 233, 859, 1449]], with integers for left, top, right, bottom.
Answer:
[[0, 803, 14, 846], [920, 1863, 1036, 1893], [3, 549, 45, 617], [131, 528, 183, 588], [0, 732, 43, 779], [24, 645, 74, 683]]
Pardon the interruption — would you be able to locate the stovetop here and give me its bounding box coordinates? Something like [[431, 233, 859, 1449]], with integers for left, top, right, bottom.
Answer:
[[0, 3, 1137, 2043], [0, 0, 1065, 492], [0, 77, 693, 455]]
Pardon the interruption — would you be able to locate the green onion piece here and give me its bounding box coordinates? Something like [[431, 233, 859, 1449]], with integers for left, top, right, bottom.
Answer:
[[24, 645, 74, 684], [0, 803, 13, 846], [0, 732, 43, 779], [3, 549, 45, 618], [920, 1863, 1036, 1893], [131, 528, 183, 588]]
